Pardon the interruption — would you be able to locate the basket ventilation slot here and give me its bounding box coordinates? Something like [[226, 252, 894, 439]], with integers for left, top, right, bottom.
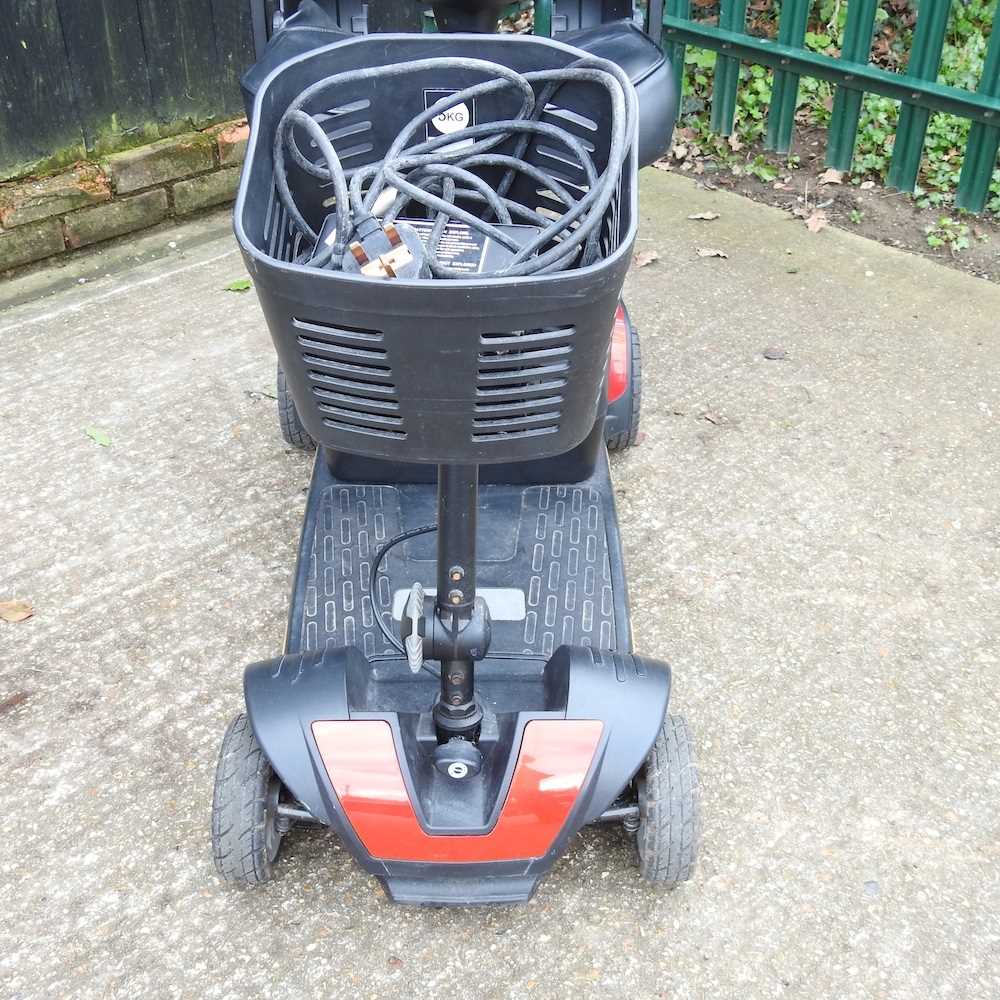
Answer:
[[473, 326, 574, 441], [293, 317, 406, 440]]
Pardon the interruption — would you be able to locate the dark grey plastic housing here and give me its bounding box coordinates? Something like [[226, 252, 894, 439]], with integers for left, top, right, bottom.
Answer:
[[234, 33, 639, 465]]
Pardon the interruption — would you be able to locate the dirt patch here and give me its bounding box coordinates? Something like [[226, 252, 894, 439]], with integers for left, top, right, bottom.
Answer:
[[658, 126, 1000, 284]]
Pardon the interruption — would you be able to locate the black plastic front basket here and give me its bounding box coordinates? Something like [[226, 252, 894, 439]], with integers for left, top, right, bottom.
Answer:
[[235, 32, 638, 465]]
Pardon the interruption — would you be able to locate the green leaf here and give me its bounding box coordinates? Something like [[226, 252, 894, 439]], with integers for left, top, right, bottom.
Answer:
[[225, 279, 252, 292], [85, 427, 111, 448]]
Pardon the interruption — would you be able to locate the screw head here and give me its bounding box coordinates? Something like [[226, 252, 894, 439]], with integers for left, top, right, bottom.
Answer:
[[449, 566, 464, 582], [447, 761, 469, 779], [449, 589, 462, 605], [450, 694, 462, 705]]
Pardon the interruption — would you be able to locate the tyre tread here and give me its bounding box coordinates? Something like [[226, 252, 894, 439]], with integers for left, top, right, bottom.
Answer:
[[211, 713, 279, 886], [606, 321, 642, 452], [277, 364, 315, 451], [637, 714, 701, 887]]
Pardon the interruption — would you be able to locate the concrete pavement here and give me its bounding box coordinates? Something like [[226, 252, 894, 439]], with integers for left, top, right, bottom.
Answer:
[[2, 171, 999, 999]]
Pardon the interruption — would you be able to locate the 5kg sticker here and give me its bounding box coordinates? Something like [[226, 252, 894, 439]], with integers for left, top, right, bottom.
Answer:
[[424, 89, 476, 141]]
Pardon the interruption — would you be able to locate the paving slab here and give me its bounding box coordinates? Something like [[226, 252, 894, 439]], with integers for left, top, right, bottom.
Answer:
[[1, 172, 998, 1000]]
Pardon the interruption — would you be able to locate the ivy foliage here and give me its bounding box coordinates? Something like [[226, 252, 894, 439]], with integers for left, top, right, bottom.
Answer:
[[675, 0, 1000, 214]]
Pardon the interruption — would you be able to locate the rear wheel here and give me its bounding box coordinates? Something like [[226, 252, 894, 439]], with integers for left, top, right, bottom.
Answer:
[[636, 714, 700, 887], [277, 364, 315, 451], [211, 713, 285, 886], [605, 308, 642, 452]]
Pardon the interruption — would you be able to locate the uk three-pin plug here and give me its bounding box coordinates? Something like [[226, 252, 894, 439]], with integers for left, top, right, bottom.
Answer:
[[341, 220, 430, 279]]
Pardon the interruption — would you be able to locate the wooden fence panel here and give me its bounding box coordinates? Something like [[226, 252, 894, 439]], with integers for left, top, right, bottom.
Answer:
[[135, 0, 227, 123], [212, 0, 258, 107], [0, 0, 85, 175], [0, 0, 254, 180], [55, 0, 153, 153]]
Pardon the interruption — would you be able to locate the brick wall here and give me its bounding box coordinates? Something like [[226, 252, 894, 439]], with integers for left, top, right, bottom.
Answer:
[[0, 121, 249, 272]]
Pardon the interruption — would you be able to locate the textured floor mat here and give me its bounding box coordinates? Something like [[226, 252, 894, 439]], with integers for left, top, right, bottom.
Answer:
[[299, 483, 617, 659]]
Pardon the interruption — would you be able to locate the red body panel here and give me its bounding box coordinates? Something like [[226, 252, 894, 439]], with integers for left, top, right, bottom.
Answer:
[[312, 719, 604, 863], [606, 303, 629, 404]]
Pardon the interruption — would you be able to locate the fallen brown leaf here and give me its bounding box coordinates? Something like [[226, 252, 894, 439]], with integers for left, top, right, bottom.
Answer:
[[632, 249, 660, 269], [0, 600, 33, 623], [818, 168, 843, 185], [727, 134, 744, 152], [696, 247, 728, 258], [0, 692, 30, 716], [687, 211, 720, 221], [860, 179, 876, 190], [651, 158, 672, 172], [805, 210, 829, 233], [672, 144, 688, 160]]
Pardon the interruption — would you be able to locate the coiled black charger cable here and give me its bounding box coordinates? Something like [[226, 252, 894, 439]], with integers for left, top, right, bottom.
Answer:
[[271, 55, 633, 278]]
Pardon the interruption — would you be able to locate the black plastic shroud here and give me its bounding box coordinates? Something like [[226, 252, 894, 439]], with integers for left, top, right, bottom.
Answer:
[[243, 446, 671, 904]]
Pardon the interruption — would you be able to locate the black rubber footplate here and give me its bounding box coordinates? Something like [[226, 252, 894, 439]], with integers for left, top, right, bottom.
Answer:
[[299, 482, 619, 659]]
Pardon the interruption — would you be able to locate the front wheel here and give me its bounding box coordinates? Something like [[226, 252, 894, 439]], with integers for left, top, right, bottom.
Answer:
[[211, 713, 285, 886], [635, 714, 701, 887]]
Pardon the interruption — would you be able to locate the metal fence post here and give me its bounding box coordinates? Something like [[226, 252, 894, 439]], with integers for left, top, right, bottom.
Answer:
[[764, 0, 811, 152], [665, 0, 692, 104], [956, 18, 1000, 212], [886, 0, 951, 193], [711, 0, 749, 136], [533, 0, 552, 36], [826, 0, 879, 171]]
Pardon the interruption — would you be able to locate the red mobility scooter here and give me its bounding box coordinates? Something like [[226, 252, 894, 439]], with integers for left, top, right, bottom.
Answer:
[[211, 0, 700, 904]]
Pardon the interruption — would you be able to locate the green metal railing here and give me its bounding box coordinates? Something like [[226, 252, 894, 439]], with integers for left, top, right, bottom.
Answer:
[[660, 0, 1000, 212]]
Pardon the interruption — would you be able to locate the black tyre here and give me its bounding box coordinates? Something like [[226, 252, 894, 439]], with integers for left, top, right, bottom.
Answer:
[[277, 364, 315, 450], [636, 714, 700, 887], [211, 713, 285, 886], [605, 315, 642, 452]]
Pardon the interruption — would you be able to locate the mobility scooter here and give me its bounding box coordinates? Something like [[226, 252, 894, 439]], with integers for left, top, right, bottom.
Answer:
[[211, 0, 700, 905]]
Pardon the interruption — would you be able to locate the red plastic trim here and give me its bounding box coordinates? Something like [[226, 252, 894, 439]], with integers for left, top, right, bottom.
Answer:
[[312, 719, 603, 863], [606, 303, 629, 404]]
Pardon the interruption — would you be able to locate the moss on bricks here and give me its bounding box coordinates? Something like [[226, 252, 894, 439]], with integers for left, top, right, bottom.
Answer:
[[64, 189, 168, 249], [105, 133, 216, 195], [172, 168, 241, 215], [0, 165, 111, 228], [0, 219, 65, 270]]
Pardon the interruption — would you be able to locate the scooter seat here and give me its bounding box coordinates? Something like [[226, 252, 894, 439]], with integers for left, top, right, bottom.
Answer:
[[562, 19, 678, 167]]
